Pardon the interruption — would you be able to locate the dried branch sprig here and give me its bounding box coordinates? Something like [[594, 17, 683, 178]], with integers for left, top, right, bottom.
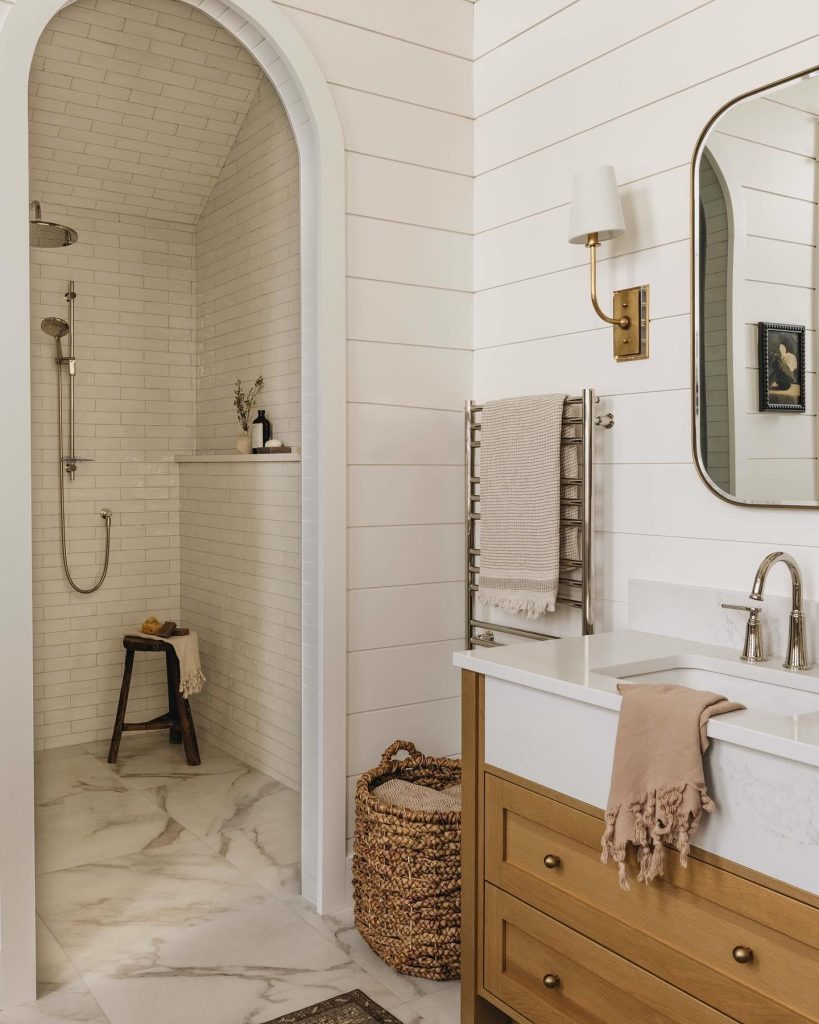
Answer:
[[233, 376, 264, 432]]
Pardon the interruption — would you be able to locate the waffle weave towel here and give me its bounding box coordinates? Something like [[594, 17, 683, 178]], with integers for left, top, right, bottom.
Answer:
[[477, 394, 565, 617]]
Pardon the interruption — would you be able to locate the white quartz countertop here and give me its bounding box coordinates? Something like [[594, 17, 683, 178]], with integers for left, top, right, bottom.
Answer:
[[454, 630, 819, 768]]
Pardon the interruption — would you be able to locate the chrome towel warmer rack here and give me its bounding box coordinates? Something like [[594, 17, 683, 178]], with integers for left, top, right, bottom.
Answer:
[[465, 388, 613, 649]]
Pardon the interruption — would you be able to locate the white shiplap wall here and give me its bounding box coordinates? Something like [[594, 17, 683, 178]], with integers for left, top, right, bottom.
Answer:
[[473, 1, 819, 640], [273, 2, 474, 835]]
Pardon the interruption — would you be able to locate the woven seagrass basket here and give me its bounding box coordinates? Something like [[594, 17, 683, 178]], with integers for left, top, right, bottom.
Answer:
[[353, 740, 462, 980]]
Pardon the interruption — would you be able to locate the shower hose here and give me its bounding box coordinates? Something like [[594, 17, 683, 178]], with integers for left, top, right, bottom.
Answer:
[[55, 357, 112, 594]]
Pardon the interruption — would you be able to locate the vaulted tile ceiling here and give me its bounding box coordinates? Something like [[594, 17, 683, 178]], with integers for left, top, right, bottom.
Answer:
[[29, 0, 266, 224]]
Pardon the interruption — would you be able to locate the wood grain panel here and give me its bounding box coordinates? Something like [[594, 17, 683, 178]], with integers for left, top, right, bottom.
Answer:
[[484, 885, 735, 1024], [485, 773, 819, 1023], [462, 671, 509, 1024]]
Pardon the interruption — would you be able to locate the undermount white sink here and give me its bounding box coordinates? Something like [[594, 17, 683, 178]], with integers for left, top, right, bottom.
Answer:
[[598, 654, 819, 717], [454, 629, 819, 897]]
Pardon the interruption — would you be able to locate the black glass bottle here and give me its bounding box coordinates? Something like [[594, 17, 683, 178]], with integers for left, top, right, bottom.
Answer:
[[251, 409, 271, 453]]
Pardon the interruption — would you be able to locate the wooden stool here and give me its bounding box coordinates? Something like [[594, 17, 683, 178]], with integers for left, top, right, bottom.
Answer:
[[108, 635, 201, 766]]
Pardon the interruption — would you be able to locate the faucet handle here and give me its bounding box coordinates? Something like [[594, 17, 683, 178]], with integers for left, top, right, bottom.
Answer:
[[721, 604, 766, 663]]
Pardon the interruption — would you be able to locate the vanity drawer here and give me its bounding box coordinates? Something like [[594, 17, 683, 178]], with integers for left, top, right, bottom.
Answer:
[[483, 884, 735, 1024], [485, 771, 819, 1024]]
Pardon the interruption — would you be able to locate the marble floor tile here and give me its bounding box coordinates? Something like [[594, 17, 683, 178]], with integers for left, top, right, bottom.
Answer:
[[397, 985, 461, 1024], [77, 899, 407, 1024], [202, 789, 301, 897], [0, 977, 110, 1024], [35, 753, 124, 805], [139, 767, 297, 839], [84, 734, 247, 791], [37, 839, 271, 974], [36, 745, 100, 763], [35, 788, 194, 874], [287, 903, 458, 1007], [25, 738, 459, 1024]]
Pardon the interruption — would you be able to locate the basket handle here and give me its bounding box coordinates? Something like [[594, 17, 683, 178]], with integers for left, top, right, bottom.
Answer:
[[378, 740, 424, 768]]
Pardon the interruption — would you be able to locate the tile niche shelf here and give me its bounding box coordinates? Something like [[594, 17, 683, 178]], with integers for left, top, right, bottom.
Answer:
[[174, 453, 301, 463]]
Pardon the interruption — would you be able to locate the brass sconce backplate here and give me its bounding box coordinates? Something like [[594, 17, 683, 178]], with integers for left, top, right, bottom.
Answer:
[[613, 284, 649, 361]]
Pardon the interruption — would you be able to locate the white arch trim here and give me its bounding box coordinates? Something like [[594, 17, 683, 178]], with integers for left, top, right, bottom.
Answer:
[[0, 0, 347, 1007]]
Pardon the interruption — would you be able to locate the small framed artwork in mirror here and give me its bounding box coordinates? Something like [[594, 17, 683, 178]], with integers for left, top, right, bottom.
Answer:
[[758, 322, 805, 413]]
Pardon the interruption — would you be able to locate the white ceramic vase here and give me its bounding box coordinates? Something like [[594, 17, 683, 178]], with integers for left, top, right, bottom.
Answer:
[[235, 432, 252, 455]]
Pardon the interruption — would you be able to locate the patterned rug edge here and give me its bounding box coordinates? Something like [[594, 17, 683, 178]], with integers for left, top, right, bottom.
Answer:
[[262, 989, 405, 1024]]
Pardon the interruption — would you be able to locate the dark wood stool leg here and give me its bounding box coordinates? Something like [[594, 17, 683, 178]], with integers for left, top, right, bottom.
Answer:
[[165, 651, 183, 745], [168, 653, 200, 766], [108, 649, 135, 764]]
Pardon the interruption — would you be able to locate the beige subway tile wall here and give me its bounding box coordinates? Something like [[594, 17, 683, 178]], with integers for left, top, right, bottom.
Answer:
[[195, 78, 300, 452], [180, 461, 301, 785], [26, 0, 474, 813], [185, 70, 301, 784], [29, 0, 302, 766], [29, 211, 195, 749], [29, 0, 265, 224]]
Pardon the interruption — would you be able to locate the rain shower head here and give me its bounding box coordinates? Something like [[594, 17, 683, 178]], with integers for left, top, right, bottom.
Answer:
[[41, 316, 70, 340], [29, 201, 78, 248]]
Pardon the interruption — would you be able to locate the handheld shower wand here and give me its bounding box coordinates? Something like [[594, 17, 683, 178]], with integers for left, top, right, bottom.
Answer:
[[40, 286, 112, 594]]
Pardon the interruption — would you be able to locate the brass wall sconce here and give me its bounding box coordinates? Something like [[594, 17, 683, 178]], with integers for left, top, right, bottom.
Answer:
[[568, 165, 649, 361]]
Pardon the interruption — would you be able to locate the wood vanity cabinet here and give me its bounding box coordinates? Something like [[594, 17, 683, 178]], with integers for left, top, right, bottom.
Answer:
[[461, 671, 819, 1024]]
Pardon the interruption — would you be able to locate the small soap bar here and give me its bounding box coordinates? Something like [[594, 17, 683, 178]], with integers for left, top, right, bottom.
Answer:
[[265, 439, 283, 448]]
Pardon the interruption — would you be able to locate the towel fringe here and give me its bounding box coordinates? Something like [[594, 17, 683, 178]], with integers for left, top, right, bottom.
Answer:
[[476, 591, 556, 619], [180, 667, 205, 700], [601, 783, 715, 889]]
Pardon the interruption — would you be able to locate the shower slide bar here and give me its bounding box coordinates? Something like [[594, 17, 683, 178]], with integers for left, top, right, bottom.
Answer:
[[32, 204, 112, 594], [464, 388, 613, 650]]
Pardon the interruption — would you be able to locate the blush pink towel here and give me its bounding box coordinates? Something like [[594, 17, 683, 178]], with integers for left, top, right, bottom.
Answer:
[[602, 682, 744, 890]]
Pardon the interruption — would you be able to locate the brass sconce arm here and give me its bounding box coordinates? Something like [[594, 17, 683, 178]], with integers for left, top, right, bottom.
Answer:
[[586, 232, 630, 329], [568, 165, 648, 360], [582, 231, 649, 362]]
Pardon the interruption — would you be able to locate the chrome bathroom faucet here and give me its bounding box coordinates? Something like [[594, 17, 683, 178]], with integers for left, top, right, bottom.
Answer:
[[749, 552, 810, 671]]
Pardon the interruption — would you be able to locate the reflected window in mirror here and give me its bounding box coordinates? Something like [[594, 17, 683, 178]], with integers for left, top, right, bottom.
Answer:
[[693, 68, 819, 507]]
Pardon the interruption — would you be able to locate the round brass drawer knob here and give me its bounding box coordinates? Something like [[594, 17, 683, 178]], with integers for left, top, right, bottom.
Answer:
[[543, 854, 561, 870], [542, 974, 561, 990], [732, 946, 754, 964]]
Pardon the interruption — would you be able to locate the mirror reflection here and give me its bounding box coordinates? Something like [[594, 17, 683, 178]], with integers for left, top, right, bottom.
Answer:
[[694, 70, 819, 505]]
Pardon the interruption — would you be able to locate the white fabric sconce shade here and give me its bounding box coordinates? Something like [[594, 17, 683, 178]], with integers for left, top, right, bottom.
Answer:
[[566, 163, 649, 362], [568, 165, 626, 245]]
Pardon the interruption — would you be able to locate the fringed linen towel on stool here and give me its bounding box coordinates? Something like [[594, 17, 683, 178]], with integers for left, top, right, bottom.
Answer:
[[477, 394, 565, 617], [602, 683, 744, 889], [137, 629, 206, 699]]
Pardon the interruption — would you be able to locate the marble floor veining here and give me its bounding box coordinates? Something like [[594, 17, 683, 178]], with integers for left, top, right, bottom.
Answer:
[[3, 734, 459, 1024]]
